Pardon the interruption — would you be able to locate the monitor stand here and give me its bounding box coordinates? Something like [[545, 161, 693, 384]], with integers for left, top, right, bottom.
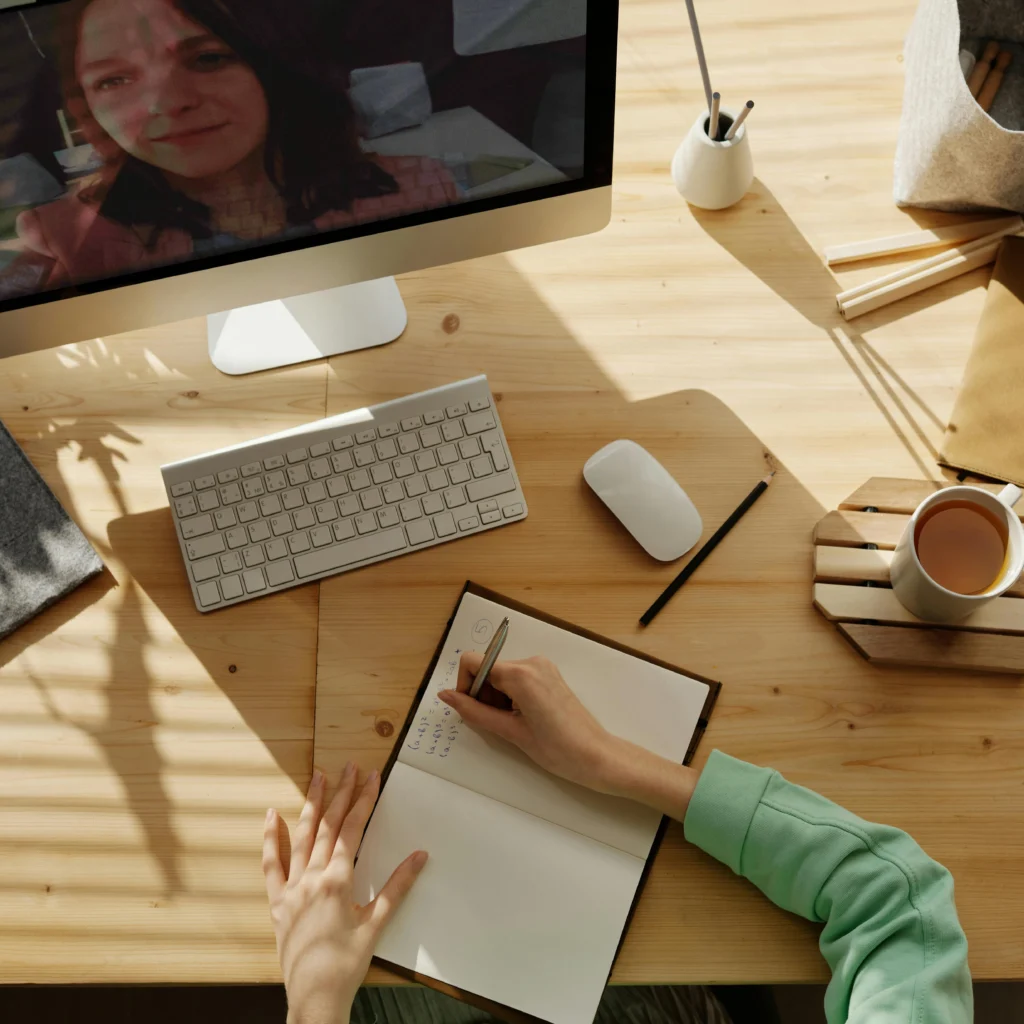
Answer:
[[207, 276, 408, 375]]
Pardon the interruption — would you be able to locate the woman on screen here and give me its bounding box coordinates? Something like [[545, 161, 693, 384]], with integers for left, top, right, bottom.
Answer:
[[2, 0, 459, 295]]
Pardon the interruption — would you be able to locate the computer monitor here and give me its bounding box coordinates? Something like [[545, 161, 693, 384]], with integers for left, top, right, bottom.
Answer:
[[0, 0, 616, 373]]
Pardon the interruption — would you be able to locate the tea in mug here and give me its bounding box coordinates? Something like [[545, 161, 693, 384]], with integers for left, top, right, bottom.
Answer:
[[914, 500, 1008, 595]]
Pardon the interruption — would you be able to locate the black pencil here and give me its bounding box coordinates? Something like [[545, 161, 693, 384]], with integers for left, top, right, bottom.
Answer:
[[639, 470, 776, 627]]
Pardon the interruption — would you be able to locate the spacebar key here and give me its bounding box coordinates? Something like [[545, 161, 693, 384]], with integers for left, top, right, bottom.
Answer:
[[466, 473, 516, 503], [294, 528, 407, 578]]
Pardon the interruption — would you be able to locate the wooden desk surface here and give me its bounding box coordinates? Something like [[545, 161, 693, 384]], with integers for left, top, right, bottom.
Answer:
[[3, 0, 1023, 987]]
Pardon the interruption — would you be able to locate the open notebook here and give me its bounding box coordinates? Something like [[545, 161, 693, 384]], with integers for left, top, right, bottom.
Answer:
[[353, 584, 719, 1024]]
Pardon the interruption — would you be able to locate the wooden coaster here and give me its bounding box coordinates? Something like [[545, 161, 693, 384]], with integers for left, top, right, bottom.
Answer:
[[812, 477, 1024, 674]]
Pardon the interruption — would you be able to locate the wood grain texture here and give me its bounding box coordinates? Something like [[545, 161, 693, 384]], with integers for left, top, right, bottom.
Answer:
[[839, 623, 1024, 673], [4, 0, 1024, 990], [812, 509, 909, 549], [840, 476, 1012, 514]]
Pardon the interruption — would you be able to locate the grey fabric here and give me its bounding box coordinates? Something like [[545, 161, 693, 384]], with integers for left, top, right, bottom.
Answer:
[[0, 419, 103, 640], [894, 0, 1024, 212], [351, 984, 733, 1024]]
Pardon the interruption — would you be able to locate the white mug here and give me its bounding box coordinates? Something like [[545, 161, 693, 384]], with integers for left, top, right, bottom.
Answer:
[[890, 484, 1024, 623]]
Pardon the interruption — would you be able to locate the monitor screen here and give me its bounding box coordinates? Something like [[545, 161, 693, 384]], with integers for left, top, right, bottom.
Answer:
[[0, 0, 608, 311]]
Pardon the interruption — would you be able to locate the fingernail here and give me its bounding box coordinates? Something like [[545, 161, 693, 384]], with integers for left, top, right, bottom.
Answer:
[[311, 769, 324, 788], [412, 850, 429, 870], [265, 808, 274, 824], [343, 760, 355, 778], [438, 689, 453, 700], [368, 769, 380, 784]]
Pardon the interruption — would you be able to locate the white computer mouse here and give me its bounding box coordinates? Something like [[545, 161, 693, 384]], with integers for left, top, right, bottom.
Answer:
[[583, 440, 702, 561]]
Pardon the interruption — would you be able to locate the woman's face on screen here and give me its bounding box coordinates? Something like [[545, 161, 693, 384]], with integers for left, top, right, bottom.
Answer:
[[76, 0, 269, 181]]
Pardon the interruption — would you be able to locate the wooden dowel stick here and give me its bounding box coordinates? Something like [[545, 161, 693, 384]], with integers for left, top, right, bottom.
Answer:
[[823, 215, 1022, 266], [967, 40, 1000, 96], [709, 91, 721, 140], [724, 100, 753, 141]]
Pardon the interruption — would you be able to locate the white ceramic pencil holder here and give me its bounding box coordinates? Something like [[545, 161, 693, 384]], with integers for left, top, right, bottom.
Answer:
[[671, 107, 754, 210]]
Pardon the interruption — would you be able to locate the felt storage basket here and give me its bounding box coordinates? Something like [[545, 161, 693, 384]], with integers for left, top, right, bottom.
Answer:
[[895, 0, 1024, 212]]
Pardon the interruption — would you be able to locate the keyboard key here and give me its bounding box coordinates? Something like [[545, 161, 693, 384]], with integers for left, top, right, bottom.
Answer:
[[241, 462, 262, 478], [437, 444, 458, 466], [349, 469, 371, 490], [478, 499, 499, 514], [407, 519, 434, 545], [331, 451, 354, 474], [266, 539, 289, 561], [186, 533, 226, 560], [400, 500, 422, 522], [310, 458, 331, 480], [249, 520, 271, 543], [401, 416, 423, 431], [294, 508, 315, 530], [263, 455, 285, 471], [309, 441, 331, 458], [265, 471, 287, 492], [423, 409, 445, 424], [221, 575, 244, 601], [332, 435, 354, 450], [393, 456, 415, 478], [333, 519, 356, 542], [267, 560, 296, 587], [288, 464, 310, 486], [490, 447, 509, 473], [463, 412, 497, 435], [225, 527, 248, 549], [427, 470, 448, 491], [243, 568, 267, 594], [197, 490, 220, 512], [382, 482, 404, 504], [181, 513, 215, 539], [288, 532, 311, 554], [220, 551, 243, 574], [422, 493, 444, 515], [220, 482, 243, 504], [243, 477, 265, 498], [441, 421, 463, 442], [338, 495, 361, 517], [192, 557, 220, 582], [294, 528, 407, 578], [446, 403, 468, 418], [260, 494, 282, 517], [444, 486, 467, 509], [304, 482, 327, 503], [243, 545, 266, 567], [354, 446, 376, 467], [174, 496, 198, 518], [375, 438, 398, 460], [197, 581, 221, 608], [371, 463, 393, 485], [503, 502, 525, 518], [468, 396, 490, 412], [415, 450, 437, 473], [449, 464, 471, 485], [467, 473, 516, 503], [356, 428, 377, 444], [214, 507, 237, 530], [237, 501, 259, 524], [433, 511, 457, 537], [282, 488, 304, 510], [459, 437, 481, 459], [378, 506, 401, 529], [458, 515, 481, 532], [194, 474, 216, 491], [287, 448, 308, 464], [316, 501, 338, 523], [311, 526, 333, 548], [378, 423, 400, 438], [398, 433, 420, 454], [170, 481, 193, 497], [470, 456, 494, 479], [327, 476, 349, 498], [354, 513, 377, 535], [405, 475, 427, 498], [270, 513, 293, 536], [419, 426, 442, 448], [481, 510, 502, 524], [361, 488, 383, 510]]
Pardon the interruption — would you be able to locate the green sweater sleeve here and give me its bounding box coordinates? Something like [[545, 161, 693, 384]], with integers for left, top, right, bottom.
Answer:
[[683, 750, 972, 1023]]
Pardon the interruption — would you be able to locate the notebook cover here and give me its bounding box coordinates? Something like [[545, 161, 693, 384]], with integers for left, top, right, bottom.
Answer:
[[940, 236, 1024, 486], [0, 420, 104, 641], [368, 581, 722, 1024]]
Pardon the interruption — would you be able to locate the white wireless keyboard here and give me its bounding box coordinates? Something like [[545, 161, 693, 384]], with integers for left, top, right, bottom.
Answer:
[[161, 376, 527, 612]]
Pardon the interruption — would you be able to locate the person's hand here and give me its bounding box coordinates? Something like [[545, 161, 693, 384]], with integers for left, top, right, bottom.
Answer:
[[263, 764, 428, 1024], [438, 652, 625, 793]]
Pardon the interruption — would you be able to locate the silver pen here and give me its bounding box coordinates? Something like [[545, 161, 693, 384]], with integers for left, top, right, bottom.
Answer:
[[469, 617, 510, 698]]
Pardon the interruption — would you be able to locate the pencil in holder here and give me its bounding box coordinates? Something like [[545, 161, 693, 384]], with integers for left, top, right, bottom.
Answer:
[[672, 107, 754, 210]]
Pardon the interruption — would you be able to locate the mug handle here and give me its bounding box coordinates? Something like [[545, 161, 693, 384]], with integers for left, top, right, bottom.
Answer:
[[998, 483, 1023, 507]]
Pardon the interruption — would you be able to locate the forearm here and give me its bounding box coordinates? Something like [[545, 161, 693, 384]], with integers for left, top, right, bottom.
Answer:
[[599, 736, 701, 821]]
